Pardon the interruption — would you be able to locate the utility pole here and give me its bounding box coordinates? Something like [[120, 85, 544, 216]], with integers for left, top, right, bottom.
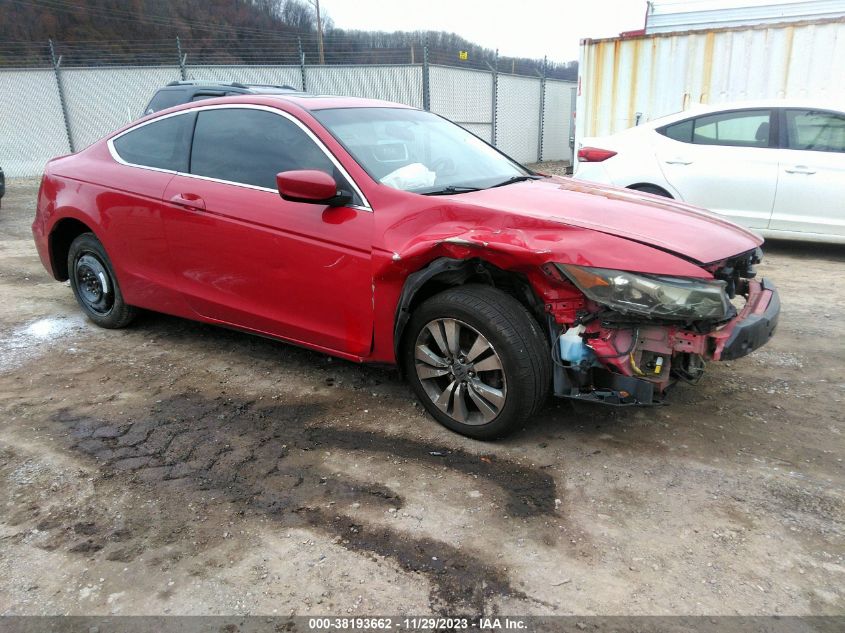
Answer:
[[301, 0, 325, 64], [308, 0, 325, 65]]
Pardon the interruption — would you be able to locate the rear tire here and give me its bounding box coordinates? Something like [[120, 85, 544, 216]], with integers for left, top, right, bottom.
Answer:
[[68, 233, 137, 329], [402, 284, 551, 440]]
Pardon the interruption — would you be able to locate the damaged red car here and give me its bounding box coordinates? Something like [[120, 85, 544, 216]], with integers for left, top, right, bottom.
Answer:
[[32, 95, 779, 439]]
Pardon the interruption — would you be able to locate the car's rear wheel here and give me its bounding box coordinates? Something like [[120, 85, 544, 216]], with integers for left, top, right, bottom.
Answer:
[[403, 285, 550, 439], [629, 184, 672, 198], [68, 233, 137, 328]]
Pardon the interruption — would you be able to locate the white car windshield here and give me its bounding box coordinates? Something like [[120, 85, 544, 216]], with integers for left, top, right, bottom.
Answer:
[[312, 107, 532, 194]]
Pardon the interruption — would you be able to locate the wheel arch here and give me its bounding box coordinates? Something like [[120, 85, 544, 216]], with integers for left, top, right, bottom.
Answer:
[[49, 217, 97, 281], [626, 183, 674, 198], [393, 257, 548, 363]]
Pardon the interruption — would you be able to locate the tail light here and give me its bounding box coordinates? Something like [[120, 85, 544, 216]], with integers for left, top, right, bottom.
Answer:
[[578, 147, 617, 162]]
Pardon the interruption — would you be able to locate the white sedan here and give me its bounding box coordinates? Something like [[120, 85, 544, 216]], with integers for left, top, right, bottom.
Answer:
[[574, 101, 845, 243]]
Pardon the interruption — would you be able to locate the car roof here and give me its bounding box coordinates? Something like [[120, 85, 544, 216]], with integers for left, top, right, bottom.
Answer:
[[161, 80, 300, 93], [155, 92, 416, 113], [121, 93, 417, 136], [643, 99, 844, 127], [259, 93, 414, 111]]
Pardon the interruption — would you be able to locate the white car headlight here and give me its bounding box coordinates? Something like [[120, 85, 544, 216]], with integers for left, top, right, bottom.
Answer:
[[556, 264, 732, 321]]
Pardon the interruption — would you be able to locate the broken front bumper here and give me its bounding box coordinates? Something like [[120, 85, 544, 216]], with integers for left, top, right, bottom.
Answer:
[[710, 278, 779, 361], [551, 278, 780, 406]]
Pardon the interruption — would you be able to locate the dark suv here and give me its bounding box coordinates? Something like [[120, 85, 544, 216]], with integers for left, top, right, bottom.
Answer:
[[143, 81, 301, 115]]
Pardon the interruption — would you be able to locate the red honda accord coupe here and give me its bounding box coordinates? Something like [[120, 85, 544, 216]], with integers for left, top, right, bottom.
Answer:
[[32, 94, 779, 439]]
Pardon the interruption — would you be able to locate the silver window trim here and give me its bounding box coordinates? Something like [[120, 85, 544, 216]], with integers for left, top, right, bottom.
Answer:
[[107, 103, 372, 211]]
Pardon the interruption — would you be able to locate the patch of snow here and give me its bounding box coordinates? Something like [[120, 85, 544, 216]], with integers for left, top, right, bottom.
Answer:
[[0, 315, 91, 372]]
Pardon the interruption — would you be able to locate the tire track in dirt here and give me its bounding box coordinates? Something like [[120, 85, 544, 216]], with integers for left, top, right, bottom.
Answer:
[[39, 392, 560, 612]]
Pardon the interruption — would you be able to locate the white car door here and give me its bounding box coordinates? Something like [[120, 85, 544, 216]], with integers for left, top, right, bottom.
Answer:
[[655, 109, 779, 229], [770, 108, 845, 237]]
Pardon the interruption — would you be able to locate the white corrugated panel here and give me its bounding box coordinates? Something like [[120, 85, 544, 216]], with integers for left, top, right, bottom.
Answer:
[[429, 65, 493, 142], [63, 66, 182, 149], [305, 65, 423, 108], [0, 69, 71, 177], [496, 73, 542, 163], [541, 80, 576, 161], [577, 18, 845, 143], [647, 0, 845, 33]]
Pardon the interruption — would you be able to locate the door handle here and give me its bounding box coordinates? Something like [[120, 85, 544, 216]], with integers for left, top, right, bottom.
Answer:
[[169, 193, 206, 210], [785, 166, 816, 175], [665, 158, 693, 165]]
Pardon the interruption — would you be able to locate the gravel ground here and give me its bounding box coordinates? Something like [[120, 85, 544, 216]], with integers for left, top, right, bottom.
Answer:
[[0, 178, 843, 616], [529, 161, 571, 176]]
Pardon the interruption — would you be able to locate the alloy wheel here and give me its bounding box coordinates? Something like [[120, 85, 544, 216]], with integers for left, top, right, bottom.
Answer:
[[413, 318, 507, 425]]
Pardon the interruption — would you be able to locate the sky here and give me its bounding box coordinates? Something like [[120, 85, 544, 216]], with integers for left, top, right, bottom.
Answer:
[[318, 0, 651, 62]]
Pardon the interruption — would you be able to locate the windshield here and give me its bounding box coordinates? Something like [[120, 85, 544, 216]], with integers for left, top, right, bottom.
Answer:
[[312, 107, 530, 194]]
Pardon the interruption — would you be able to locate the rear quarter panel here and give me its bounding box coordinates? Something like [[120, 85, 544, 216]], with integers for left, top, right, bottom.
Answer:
[[41, 144, 189, 315], [576, 130, 679, 196]]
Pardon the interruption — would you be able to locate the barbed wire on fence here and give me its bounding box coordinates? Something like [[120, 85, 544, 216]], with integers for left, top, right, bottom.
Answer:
[[0, 40, 577, 178], [0, 36, 577, 80]]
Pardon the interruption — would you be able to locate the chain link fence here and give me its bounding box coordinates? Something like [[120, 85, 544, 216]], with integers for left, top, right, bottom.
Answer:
[[61, 66, 183, 150], [1, 45, 575, 178], [495, 73, 543, 164], [429, 65, 494, 144], [0, 69, 71, 177]]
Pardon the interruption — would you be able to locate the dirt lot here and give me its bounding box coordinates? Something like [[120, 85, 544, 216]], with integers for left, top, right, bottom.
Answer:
[[0, 177, 843, 617]]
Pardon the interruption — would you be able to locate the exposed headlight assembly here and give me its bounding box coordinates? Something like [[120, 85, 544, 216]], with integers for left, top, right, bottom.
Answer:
[[556, 264, 732, 321]]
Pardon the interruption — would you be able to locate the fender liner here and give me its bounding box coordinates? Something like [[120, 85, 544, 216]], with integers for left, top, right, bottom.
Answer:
[[393, 257, 479, 362]]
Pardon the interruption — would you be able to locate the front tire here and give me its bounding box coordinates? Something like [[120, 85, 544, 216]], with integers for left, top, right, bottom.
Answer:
[[402, 285, 551, 440], [68, 233, 137, 329]]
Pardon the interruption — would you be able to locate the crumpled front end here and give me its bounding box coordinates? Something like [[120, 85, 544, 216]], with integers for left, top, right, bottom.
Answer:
[[536, 249, 780, 406]]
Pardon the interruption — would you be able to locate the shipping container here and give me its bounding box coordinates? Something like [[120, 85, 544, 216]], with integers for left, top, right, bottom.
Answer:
[[646, 0, 845, 34], [576, 17, 845, 144]]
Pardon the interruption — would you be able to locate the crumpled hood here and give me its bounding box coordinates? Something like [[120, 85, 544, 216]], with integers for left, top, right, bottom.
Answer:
[[455, 176, 763, 264]]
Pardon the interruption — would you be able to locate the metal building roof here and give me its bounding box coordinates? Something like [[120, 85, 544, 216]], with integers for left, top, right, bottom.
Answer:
[[646, 0, 845, 34]]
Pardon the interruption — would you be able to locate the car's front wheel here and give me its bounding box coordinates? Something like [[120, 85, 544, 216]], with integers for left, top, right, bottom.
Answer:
[[68, 232, 137, 328], [403, 285, 551, 439]]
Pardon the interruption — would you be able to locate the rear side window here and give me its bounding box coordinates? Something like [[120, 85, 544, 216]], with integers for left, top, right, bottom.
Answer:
[[663, 119, 693, 143], [785, 110, 845, 153], [189, 108, 336, 190], [661, 110, 772, 148], [112, 112, 194, 172], [144, 89, 188, 114]]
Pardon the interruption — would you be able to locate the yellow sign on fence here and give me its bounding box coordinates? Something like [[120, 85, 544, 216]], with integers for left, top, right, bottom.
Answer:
[[458, 50, 468, 61]]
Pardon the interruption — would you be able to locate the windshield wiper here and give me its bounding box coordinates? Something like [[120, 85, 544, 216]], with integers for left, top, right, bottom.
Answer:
[[487, 174, 543, 189], [421, 186, 482, 196]]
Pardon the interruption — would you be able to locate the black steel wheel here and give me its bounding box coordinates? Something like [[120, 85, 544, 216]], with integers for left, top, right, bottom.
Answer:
[[68, 233, 137, 328], [75, 253, 114, 316]]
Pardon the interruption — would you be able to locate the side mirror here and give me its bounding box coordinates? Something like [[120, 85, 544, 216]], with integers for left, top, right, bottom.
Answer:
[[276, 170, 352, 207]]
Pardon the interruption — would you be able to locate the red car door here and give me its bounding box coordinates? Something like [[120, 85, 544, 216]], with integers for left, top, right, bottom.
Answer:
[[161, 105, 374, 357], [100, 112, 196, 313]]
